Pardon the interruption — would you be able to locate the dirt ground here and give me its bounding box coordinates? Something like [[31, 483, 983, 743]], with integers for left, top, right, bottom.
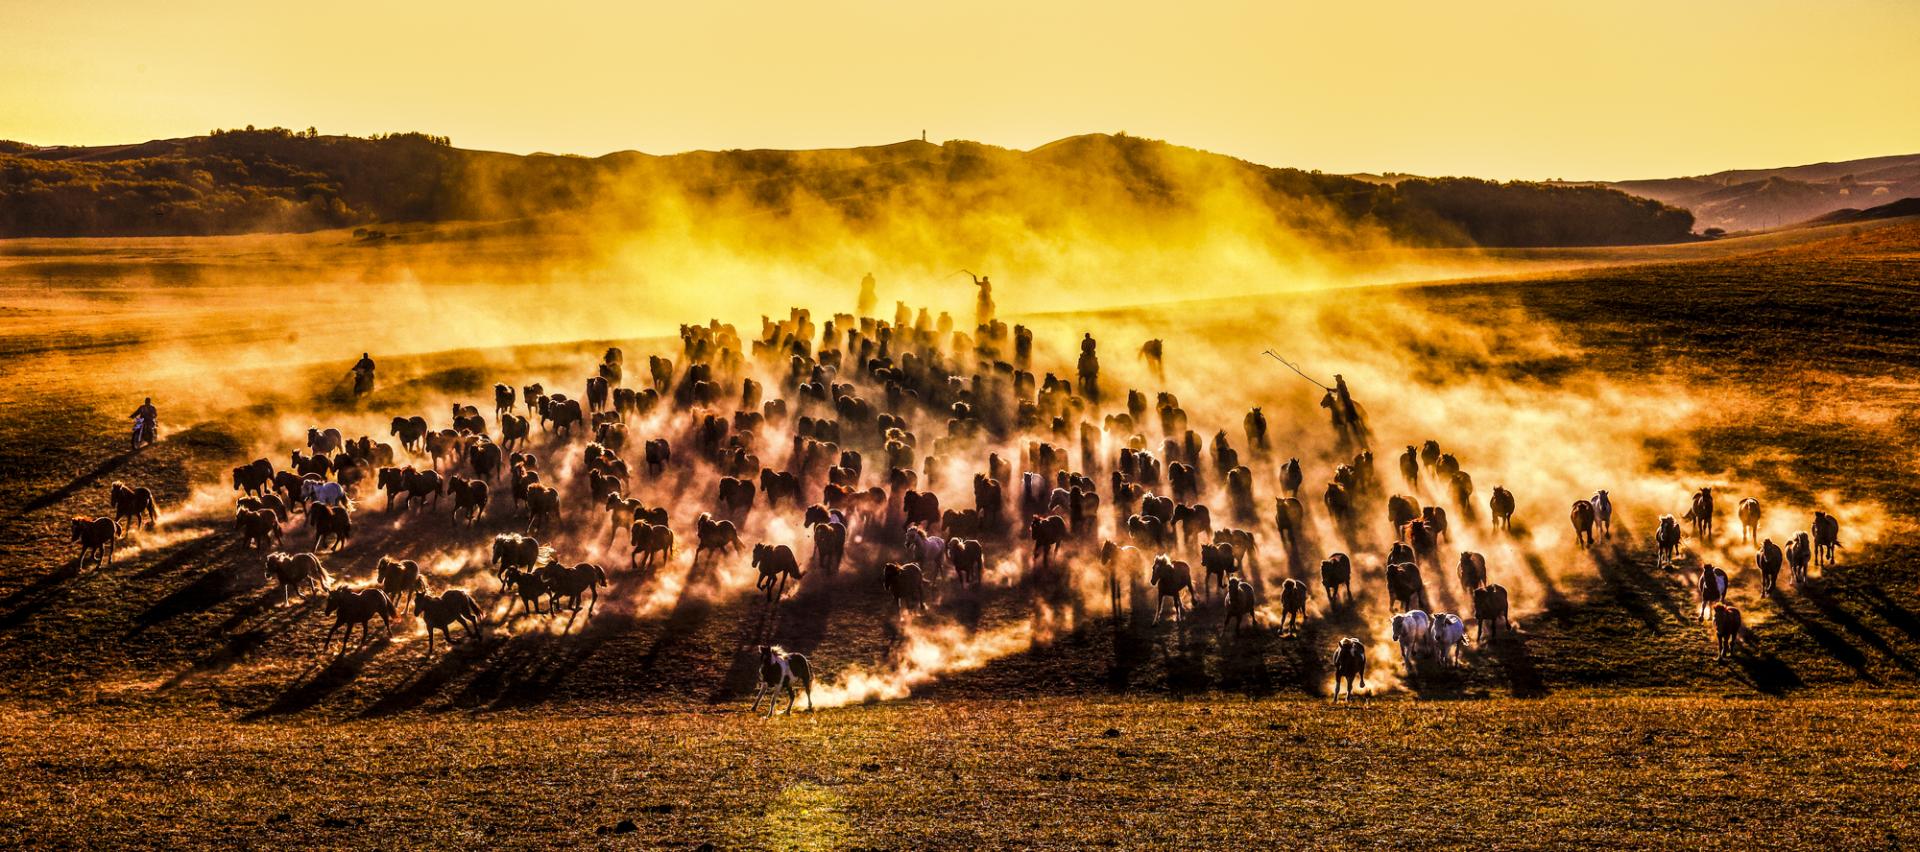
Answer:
[[3, 219, 1919, 847]]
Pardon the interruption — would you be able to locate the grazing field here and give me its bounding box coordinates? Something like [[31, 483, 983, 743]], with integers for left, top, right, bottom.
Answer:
[[3, 218, 1920, 846], [3, 697, 1916, 849]]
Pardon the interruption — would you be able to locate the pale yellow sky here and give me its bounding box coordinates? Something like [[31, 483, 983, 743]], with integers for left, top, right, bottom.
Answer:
[[2, 0, 1915, 180]]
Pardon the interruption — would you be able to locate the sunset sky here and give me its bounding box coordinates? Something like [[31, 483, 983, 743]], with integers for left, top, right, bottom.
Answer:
[[3, 0, 1915, 181]]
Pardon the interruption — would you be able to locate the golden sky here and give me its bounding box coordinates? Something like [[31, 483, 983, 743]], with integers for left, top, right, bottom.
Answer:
[[3, 0, 1916, 180]]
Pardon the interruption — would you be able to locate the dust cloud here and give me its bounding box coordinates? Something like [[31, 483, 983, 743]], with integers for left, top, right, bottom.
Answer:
[[37, 140, 1896, 702]]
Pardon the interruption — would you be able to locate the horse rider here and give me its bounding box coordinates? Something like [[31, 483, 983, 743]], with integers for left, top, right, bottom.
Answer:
[[1333, 374, 1359, 426], [968, 272, 995, 326], [350, 352, 376, 393], [858, 272, 877, 317]]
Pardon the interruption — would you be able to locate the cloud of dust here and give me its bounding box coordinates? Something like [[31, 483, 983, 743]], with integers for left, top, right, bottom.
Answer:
[[53, 134, 1900, 702]]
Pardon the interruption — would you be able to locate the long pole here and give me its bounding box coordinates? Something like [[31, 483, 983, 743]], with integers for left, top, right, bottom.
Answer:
[[1262, 350, 1331, 391]]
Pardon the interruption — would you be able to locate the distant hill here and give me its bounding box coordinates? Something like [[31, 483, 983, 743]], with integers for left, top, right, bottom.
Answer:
[[1801, 196, 1920, 226], [1598, 154, 1920, 233], [0, 128, 1695, 247]]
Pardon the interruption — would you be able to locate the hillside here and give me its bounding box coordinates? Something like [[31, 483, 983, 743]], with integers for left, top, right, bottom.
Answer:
[[0, 128, 1695, 247], [1603, 153, 1920, 233], [1803, 196, 1920, 226]]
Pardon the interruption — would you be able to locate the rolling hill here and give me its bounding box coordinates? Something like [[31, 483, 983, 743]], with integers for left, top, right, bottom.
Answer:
[[0, 128, 1696, 247], [1602, 153, 1920, 233]]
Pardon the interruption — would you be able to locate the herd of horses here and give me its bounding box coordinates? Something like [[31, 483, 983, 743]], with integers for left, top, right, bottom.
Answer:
[[69, 302, 1848, 708]]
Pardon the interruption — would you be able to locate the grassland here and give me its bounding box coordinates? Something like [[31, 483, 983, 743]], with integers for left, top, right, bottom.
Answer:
[[4, 697, 1915, 849], [2, 219, 1919, 847]]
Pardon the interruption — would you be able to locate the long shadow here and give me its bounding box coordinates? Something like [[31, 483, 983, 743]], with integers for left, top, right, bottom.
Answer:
[[1103, 576, 1155, 691], [131, 560, 241, 634], [360, 632, 504, 717], [1769, 592, 1879, 683], [1518, 551, 1569, 611], [130, 526, 226, 579], [159, 590, 326, 689], [1802, 585, 1920, 677], [1858, 585, 1920, 646], [1280, 617, 1327, 699], [631, 578, 715, 679], [0, 562, 82, 631], [19, 449, 137, 515], [244, 638, 389, 718], [1214, 622, 1275, 696], [1729, 650, 1804, 696], [773, 574, 839, 655], [1588, 547, 1690, 630], [1488, 631, 1548, 698]]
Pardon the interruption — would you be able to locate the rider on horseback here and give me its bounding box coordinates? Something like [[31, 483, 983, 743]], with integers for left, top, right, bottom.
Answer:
[[350, 352, 376, 395]]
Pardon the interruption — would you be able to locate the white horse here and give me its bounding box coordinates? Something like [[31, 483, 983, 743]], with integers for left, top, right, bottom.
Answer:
[[301, 479, 348, 508], [1391, 610, 1433, 670], [1591, 490, 1613, 539], [1431, 613, 1467, 667], [904, 526, 946, 579]]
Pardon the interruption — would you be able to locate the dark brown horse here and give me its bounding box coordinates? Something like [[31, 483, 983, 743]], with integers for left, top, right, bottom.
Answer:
[[264, 551, 329, 605], [71, 516, 121, 569], [415, 588, 483, 653], [375, 556, 426, 610], [234, 508, 280, 551], [321, 587, 395, 653], [306, 503, 352, 552], [752, 544, 803, 603], [109, 481, 159, 529], [539, 562, 609, 615]]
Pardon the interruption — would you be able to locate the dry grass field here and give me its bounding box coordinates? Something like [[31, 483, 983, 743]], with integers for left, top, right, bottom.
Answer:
[[3, 218, 1919, 847]]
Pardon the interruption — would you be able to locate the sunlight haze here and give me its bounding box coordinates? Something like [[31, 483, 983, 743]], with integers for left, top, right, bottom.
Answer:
[[3, 0, 1916, 180]]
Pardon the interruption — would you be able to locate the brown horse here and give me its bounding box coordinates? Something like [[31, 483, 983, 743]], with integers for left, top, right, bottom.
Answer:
[[882, 562, 928, 612], [1472, 584, 1510, 643], [1712, 603, 1743, 659], [448, 475, 490, 527], [629, 522, 674, 571], [321, 587, 395, 653], [1149, 555, 1196, 624], [524, 484, 561, 534], [693, 513, 740, 563], [1223, 577, 1259, 637], [1320, 553, 1353, 604], [71, 516, 121, 569], [752, 544, 803, 603], [109, 482, 159, 529], [415, 588, 483, 653], [306, 503, 352, 552], [264, 551, 329, 606], [540, 562, 609, 615], [1276, 578, 1308, 635], [375, 556, 427, 610], [1489, 486, 1515, 531], [1332, 637, 1367, 701], [234, 508, 280, 551], [1570, 500, 1596, 548]]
